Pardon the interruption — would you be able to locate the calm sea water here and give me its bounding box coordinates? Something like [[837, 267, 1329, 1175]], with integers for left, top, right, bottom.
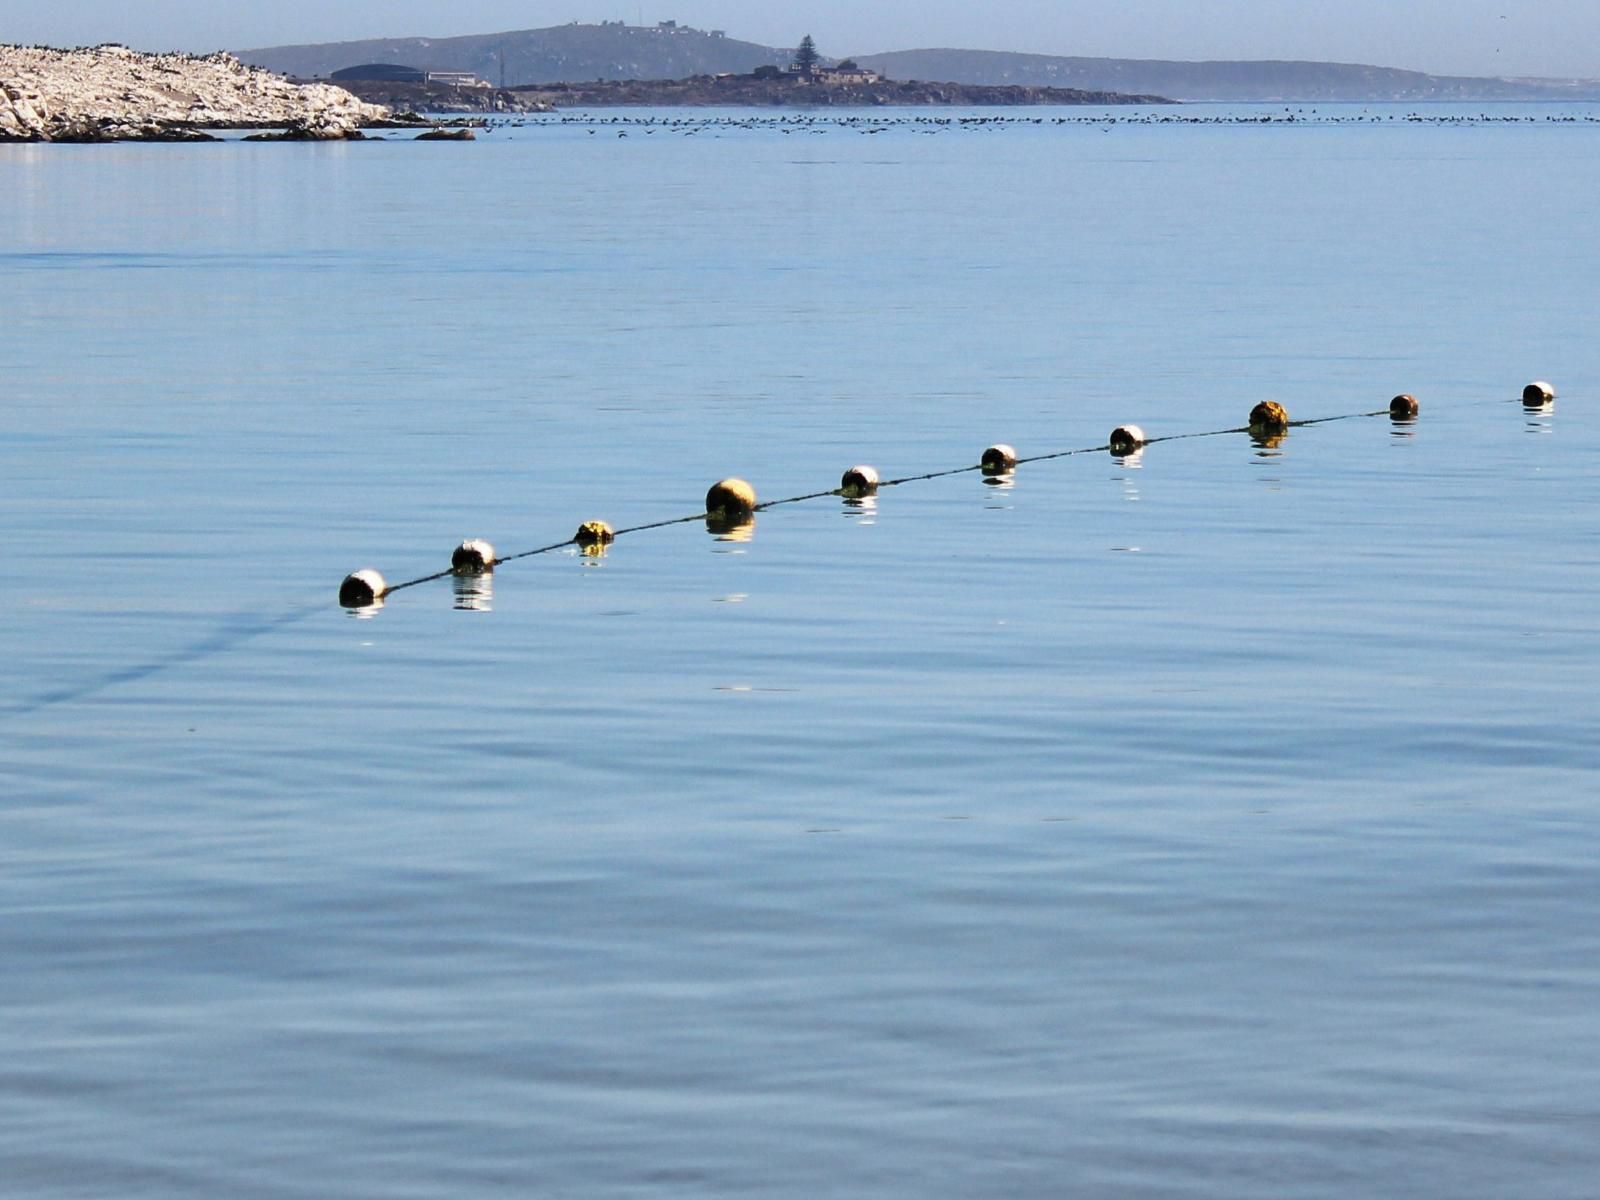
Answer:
[[4, 104, 1600, 1198]]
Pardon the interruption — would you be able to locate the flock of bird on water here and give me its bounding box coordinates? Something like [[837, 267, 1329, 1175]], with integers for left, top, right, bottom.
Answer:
[[473, 110, 1600, 137]]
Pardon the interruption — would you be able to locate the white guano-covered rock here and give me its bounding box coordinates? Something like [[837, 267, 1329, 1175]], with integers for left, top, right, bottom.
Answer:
[[0, 43, 388, 140]]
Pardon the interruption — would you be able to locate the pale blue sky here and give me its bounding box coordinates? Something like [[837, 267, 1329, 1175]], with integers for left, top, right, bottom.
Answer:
[[5, 0, 1597, 78]]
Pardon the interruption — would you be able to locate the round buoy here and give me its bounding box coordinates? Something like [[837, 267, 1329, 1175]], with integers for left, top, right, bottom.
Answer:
[[840, 464, 880, 497], [575, 520, 615, 548], [1109, 425, 1147, 456], [451, 539, 495, 572], [981, 444, 1017, 474], [1249, 401, 1290, 436], [1389, 393, 1419, 419], [706, 477, 757, 518], [1522, 381, 1555, 406], [338, 568, 386, 608]]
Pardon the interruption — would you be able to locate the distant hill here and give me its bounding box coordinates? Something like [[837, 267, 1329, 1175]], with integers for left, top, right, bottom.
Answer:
[[853, 48, 1600, 102], [239, 22, 792, 86], [238, 23, 1600, 102]]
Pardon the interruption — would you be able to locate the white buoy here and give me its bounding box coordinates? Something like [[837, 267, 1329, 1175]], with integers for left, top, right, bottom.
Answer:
[[981, 444, 1017, 474], [1523, 381, 1555, 406], [706, 478, 757, 517], [451, 539, 495, 571], [840, 464, 880, 497], [339, 568, 386, 608], [1109, 425, 1147, 456]]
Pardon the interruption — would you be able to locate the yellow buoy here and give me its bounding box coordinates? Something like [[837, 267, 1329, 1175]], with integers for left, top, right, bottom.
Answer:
[[1522, 381, 1555, 406], [451, 539, 495, 572], [981, 444, 1017, 474], [1389, 393, 1419, 419], [338, 568, 387, 608], [1249, 401, 1290, 437], [706, 477, 757, 518], [1109, 425, 1147, 456], [575, 520, 615, 555], [840, 464, 880, 497]]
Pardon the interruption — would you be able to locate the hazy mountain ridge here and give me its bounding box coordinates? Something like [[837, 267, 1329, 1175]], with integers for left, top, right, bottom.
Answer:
[[238, 23, 1600, 101], [239, 23, 791, 86], [854, 48, 1600, 101]]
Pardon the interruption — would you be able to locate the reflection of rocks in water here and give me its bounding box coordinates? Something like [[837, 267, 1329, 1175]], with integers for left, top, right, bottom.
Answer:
[[706, 514, 755, 542], [453, 571, 494, 612]]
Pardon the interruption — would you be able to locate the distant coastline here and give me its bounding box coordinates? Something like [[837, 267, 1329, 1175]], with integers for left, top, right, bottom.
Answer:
[[240, 21, 1600, 104], [329, 73, 1171, 113]]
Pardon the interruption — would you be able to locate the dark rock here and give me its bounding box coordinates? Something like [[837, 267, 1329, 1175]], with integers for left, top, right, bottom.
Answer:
[[244, 120, 366, 141]]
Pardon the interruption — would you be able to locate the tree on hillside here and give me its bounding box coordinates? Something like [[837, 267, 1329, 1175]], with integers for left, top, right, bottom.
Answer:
[[793, 35, 819, 76]]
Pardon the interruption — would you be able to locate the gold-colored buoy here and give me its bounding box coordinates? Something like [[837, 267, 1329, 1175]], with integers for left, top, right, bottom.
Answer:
[[1389, 393, 1419, 419], [1109, 424, 1147, 456], [338, 568, 387, 608], [981, 444, 1017, 474], [1249, 401, 1290, 437], [706, 477, 757, 518], [840, 464, 880, 497], [451, 538, 495, 572], [575, 520, 615, 553], [1522, 381, 1555, 406]]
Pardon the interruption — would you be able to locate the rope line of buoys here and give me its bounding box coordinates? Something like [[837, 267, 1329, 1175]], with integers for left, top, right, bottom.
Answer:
[[339, 384, 1554, 610]]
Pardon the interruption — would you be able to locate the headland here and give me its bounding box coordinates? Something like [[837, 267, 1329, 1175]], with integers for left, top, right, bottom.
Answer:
[[1, 43, 388, 141]]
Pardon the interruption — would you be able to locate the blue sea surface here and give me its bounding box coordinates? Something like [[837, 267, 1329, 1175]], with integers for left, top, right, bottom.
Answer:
[[3, 104, 1600, 1198]]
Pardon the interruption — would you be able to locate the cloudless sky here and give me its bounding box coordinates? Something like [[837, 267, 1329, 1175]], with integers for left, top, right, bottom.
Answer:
[[4, 0, 1597, 78]]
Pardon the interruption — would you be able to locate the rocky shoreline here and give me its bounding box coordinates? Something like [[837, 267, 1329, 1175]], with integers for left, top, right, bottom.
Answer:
[[1, 44, 389, 142]]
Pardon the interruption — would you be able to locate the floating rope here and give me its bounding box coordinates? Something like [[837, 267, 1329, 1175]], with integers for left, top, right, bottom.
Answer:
[[338, 387, 1554, 610]]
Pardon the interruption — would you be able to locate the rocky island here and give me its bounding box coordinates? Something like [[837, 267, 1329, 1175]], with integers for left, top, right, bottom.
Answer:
[[1, 43, 389, 141]]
